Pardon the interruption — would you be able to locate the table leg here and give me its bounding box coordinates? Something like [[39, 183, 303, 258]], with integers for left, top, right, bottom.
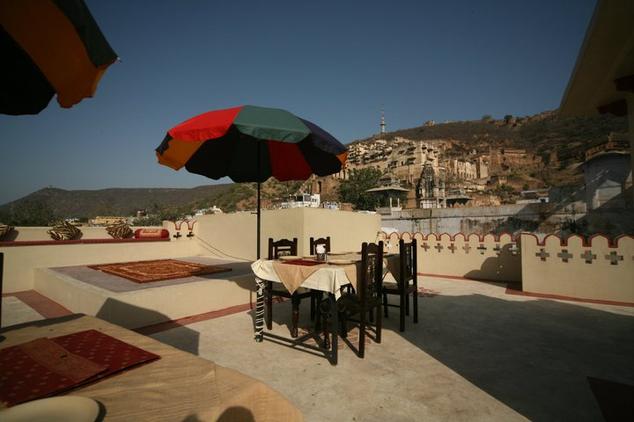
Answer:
[[254, 277, 265, 342], [265, 280, 273, 330]]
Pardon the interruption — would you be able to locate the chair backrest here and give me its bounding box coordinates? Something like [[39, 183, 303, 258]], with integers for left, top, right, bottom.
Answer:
[[268, 238, 298, 259], [399, 238, 417, 289], [0, 252, 3, 328], [359, 241, 384, 304], [309, 236, 331, 255]]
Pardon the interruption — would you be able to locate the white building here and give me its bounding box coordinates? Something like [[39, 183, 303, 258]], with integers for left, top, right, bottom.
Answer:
[[281, 193, 320, 208], [194, 206, 223, 216]]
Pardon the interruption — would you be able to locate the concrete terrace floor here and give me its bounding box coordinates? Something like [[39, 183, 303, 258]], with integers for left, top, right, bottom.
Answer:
[[4, 277, 634, 421]]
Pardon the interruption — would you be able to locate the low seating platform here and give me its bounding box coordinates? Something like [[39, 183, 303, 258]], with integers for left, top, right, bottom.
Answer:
[[33, 256, 256, 329]]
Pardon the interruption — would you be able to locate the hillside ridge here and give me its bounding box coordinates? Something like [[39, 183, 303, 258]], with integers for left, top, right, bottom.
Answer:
[[2, 110, 627, 222]]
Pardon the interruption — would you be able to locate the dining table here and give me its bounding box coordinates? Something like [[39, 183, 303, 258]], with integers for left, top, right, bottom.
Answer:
[[251, 251, 400, 365]]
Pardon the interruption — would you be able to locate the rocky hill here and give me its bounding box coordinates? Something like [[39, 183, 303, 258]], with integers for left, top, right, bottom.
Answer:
[[352, 110, 628, 187], [0, 185, 231, 222]]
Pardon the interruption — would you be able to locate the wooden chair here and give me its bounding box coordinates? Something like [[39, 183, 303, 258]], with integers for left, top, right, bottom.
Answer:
[[382, 238, 418, 332], [309, 236, 331, 255], [265, 238, 315, 337], [0, 252, 3, 329], [338, 241, 384, 358]]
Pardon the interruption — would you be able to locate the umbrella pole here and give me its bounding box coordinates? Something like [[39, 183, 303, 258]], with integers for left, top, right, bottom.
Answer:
[[257, 181, 261, 259], [255, 148, 264, 342]]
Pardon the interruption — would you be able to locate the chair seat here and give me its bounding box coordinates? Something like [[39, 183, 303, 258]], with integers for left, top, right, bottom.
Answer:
[[338, 292, 381, 313], [382, 280, 398, 289]]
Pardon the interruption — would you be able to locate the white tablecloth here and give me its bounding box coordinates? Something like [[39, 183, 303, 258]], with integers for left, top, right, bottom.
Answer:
[[251, 260, 353, 299]]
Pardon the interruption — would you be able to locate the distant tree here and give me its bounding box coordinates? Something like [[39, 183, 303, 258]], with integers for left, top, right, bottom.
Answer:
[[504, 114, 513, 123], [338, 168, 383, 210], [0, 199, 57, 226], [481, 114, 493, 122], [493, 184, 518, 204], [277, 180, 303, 199], [158, 208, 181, 221], [213, 184, 255, 212], [133, 215, 163, 226]]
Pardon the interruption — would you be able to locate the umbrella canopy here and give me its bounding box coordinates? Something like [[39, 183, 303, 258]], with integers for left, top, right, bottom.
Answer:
[[156, 105, 348, 183], [0, 0, 117, 115]]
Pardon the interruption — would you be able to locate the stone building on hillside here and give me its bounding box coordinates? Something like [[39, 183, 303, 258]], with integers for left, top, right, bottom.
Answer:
[[445, 159, 478, 179], [487, 147, 542, 173], [89, 216, 127, 226], [324, 135, 493, 209], [417, 162, 446, 208], [582, 133, 632, 210], [345, 136, 488, 185]]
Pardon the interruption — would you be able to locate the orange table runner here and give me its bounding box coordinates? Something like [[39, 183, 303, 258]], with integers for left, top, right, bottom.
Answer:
[[271, 260, 329, 293]]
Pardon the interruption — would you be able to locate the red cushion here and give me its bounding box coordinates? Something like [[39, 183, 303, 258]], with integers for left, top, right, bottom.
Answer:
[[134, 228, 169, 239]]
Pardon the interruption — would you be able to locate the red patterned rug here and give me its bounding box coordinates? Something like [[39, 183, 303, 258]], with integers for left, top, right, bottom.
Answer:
[[89, 259, 231, 283]]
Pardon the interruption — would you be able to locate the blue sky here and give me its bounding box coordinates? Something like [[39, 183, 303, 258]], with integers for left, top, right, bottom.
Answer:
[[0, 0, 596, 204]]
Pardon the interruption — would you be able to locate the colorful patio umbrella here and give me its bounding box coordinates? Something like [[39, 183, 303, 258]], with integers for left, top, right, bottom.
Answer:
[[156, 105, 347, 342], [156, 105, 348, 258], [0, 0, 118, 115]]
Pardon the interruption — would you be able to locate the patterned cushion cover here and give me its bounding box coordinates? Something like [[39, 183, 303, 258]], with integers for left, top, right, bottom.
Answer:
[[106, 222, 134, 239], [47, 221, 82, 240], [134, 228, 169, 239], [0, 223, 13, 240]]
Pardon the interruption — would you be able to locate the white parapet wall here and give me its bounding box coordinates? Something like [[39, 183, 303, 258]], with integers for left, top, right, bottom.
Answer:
[[521, 233, 634, 304], [4, 225, 174, 241], [379, 231, 521, 283], [0, 224, 200, 292], [193, 208, 382, 260]]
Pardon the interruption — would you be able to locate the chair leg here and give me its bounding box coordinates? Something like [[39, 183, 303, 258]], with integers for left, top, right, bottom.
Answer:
[[376, 304, 382, 344], [383, 293, 389, 317], [399, 291, 406, 332], [339, 312, 347, 338], [265, 281, 273, 330], [310, 292, 316, 321], [359, 310, 366, 358], [323, 312, 330, 350], [413, 286, 419, 324], [315, 297, 321, 331], [405, 291, 410, 316], [291, 294, 300, 338], [369, 308, 374, 323]]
